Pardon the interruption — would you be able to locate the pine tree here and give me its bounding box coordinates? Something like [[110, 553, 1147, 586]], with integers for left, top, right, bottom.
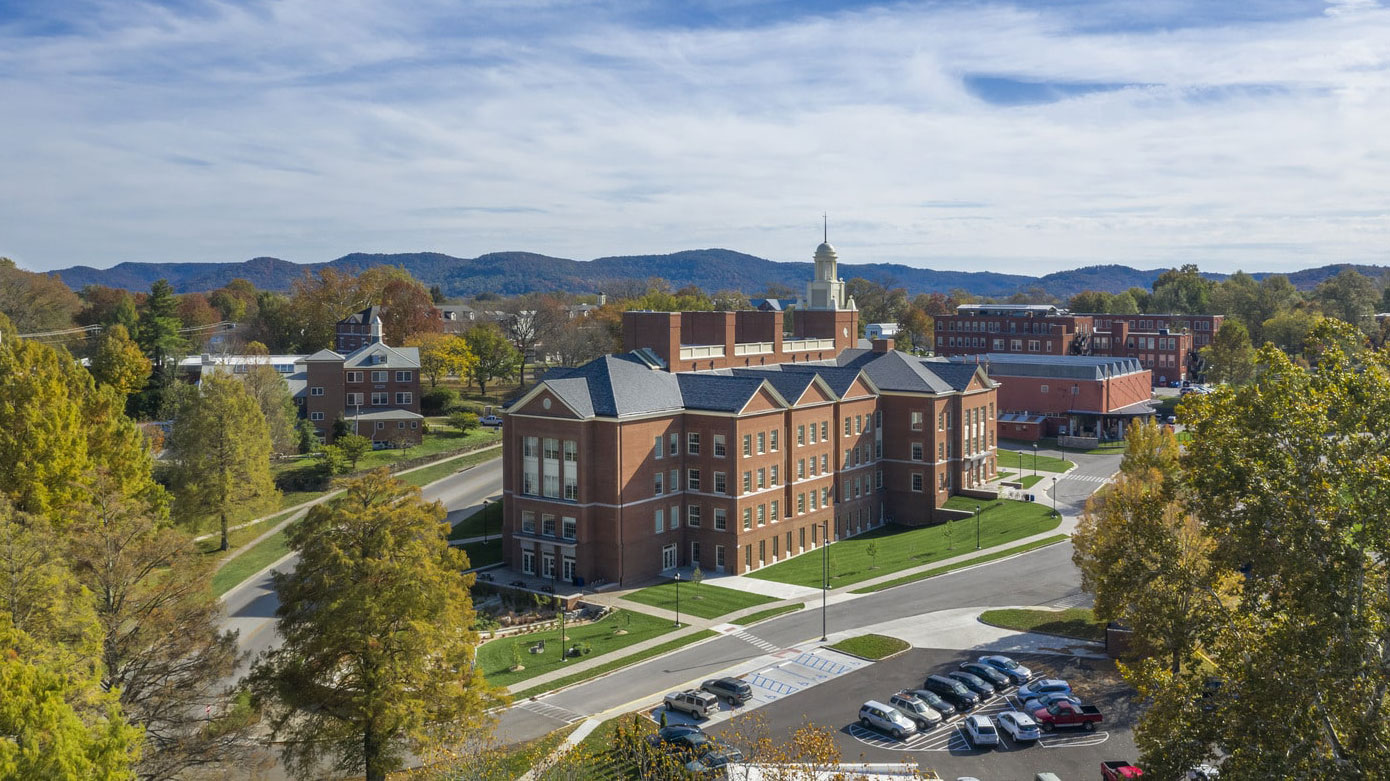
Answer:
[[239, 362, 300, 457], [249, 469, 502, 781], [166, 373, 279, 550]]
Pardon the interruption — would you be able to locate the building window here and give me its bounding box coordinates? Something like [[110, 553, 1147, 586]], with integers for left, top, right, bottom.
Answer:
[[562, 517, 576, 540], [809, 424, 817, 444], [743, 507, 752, 530], [714, 507, 727, 530], [521, 550, 534, 575], [521, 511, 536, 533], [798, 424, 806, 445], [757, 505, 766, 526], [688, 469, 701, 491], [810, 490, 818, 510], [371, 370, 388, 383], [1029, 340, 1040, 351], [797, 459, 806, 479], [820, 454, 828, 473], [770, 430, 779, 451], [798, 493, 806, 515], [688, 505, 701, 527], [714, 472, 727, 494], [743, 434, 752, 457], [671, 504, 680, 530], [911, 443, 923, 461], [395, 371, 412, 382], [309, 411, 324, 421], [1041, 385, 1049, 394], [821, 421, 828, 441], [910, 411, 923, 431], [669, 433, 678, 457], [688, 432, 700, 455], [716, 545, 725, 570], [395, 392, 412, 405], [371, 392, 388, 406], [757, 432, 766, 453], [346, 371, 362, 383], [876, 469, 884, 489], [654, 436, 663, 460], [742, 471, 752, 493], [346, 392, 363, 406], [911, 473, 924, 492], [770, 465, 779, 485], [542, 514, 556, 537], [655, 508, 664, 533], [654, 472, 664, 495], [770, 500, 779, 521], [844, 418, 852, 437], [757, 468, 766, 489], [713, 434, 726, 457]]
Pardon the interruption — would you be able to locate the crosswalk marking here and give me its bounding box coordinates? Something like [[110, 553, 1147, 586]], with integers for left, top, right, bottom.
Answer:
[[1048, 592, 1094, 609], [517, 699, 583, 724], [1062, 474, 1113, 485], [732, 629, 778, 654]]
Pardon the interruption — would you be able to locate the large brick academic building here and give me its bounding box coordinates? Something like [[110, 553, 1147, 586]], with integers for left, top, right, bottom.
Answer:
[[500, 242, 1002, 586]]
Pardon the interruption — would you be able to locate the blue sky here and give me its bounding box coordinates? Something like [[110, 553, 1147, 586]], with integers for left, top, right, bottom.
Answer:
[[1, 0, 1387, 275]]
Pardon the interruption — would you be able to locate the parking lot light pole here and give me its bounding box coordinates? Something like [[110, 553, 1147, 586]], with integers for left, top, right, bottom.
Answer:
[[481, 498, 489, 544], [821, 520, 829, 641], [1052, 477, 1059, 518], [975, 505, 981, 550], [674, 572, 681, 628], [559, 597, 566, 663], [1032, 442, 1038, 477]]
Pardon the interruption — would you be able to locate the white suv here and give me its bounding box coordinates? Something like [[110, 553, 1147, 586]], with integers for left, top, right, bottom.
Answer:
[[664, 690, 718, 720], [964, 714, 999, 747], [858, 700, 917, 740]]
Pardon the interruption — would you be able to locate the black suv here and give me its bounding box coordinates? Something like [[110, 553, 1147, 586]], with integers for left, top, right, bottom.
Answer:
[[701, 677, 753, 705], [922, 674, 980, 710], [959, 662, 1012, 690]]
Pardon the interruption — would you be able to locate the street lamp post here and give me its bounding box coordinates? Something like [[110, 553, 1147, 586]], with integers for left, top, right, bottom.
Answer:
[[559, 597, 566, 663], [975, 505, 982, 550], [481, 498, 489, 544], [1032, 442, 1038, 477], [1052, 477, 1059, 518], [674, 572, 681, 628], [821, 520, 829, 641]]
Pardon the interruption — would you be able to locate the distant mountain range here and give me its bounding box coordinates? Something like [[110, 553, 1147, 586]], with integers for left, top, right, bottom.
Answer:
[[49, 249, 1390, 301]]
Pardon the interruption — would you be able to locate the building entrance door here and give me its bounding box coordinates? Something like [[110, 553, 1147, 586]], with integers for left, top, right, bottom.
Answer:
[[662, 544, 677, 572]]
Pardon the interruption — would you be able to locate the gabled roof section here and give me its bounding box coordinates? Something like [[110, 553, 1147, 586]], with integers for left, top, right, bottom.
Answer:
[[835, 349, 956, 394], [526, 354, 685, 418], [339, 305, 381, 325], [925, 362, 993, 392], [342, 343, 420, 369], [729, 369, 816, 405], [678, 374, 770, 413], [302, 348, 344, 362]]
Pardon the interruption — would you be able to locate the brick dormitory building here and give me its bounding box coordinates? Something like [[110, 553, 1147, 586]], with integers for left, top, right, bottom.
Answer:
[[500, 242, 1002, 586], [932, 304, 1223, 387], [179, 306, 423, 446]]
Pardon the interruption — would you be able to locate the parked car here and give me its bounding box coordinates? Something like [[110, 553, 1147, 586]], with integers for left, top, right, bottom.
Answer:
[[977, 654, 1032, 685], [908, 688, 958, 718], [922, 674, 980, 710], [963, 714, 999, 747], [1101, 760, 1144, 779], [664, 690, 719, 720], [959, 662, 1012, 690], [858, 700, 917, 740], [701, 677, 752, 705], [684, 741, 745, 775], [1018, 678, 1072, 701], [1033, 700, 1103, 732], [650, 724, 708, 751], [1034, 774, 1063, 781], [947, 670, 996, 698], [996, 711, 1041, 742], [1022, 692, 1083, 713], [479, 414, 504, 427], [888, 692, 942, 730], [1186, 765, 1219, 780]]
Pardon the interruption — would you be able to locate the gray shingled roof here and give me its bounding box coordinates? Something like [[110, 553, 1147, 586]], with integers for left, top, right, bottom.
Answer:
[[729, 369, 815, 403], [339, 305, 381, 325], [342, 343, 420, 369], [836, 349, 957, 394], [538, 355, 686, 417], [303, 348, 344, 362], [943, 353, 1143, 381], [678, 374, 767, 412]]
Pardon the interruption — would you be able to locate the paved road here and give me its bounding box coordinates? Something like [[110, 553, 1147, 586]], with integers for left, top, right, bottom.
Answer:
[[220, 457, 504, 673]]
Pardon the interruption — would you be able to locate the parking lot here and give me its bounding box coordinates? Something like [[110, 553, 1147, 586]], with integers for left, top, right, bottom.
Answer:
[[714, 647, 1142, 780]]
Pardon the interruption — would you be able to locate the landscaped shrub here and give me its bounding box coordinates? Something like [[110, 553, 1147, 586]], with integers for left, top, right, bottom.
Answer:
[[422, 387, 460, 416]]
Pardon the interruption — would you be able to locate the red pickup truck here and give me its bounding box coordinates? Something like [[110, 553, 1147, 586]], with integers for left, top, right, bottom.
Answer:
[[1101, 760, 1144, 779], [1033, 700, 1103, 731]]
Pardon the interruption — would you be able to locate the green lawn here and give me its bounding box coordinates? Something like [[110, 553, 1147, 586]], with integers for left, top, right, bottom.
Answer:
[[733, 603, 804, 626], [747, 498, 1061, 589], [996, 448, 1074, 474], [478, 610, 679, 689], [401, 446, 501, 489], [449, 499, 504, 541], [850, 534, 1069, 594], [978, 607, 1106, 642], [623, 581, 778, 620], [212, 526, 293, 596], [460, 539, 503, 569], [827, 633, 909, 660], [196, 509, 297, 559], [1018, 474, 1044, 489], [512, 629, 718, 700]]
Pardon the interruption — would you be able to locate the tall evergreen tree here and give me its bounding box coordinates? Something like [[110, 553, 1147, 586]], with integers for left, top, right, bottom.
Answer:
[[249, 470, 501, 781], [89, 323, 153, 398], [166, 374, 278, 550], [239, 362, 300, 458]]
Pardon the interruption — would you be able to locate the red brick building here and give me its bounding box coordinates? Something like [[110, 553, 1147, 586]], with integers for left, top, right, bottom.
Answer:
[[947, 354, 1155, 442], [933, 304, 1223, 387], [500, 242, 1002, 586]]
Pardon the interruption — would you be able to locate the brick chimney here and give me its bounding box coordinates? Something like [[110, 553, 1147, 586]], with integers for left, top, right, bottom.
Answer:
[[871, 337, 894, 353]]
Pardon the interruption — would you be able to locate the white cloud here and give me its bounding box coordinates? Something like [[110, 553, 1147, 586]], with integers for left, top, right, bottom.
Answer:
[[0, 0, 1388, 276]]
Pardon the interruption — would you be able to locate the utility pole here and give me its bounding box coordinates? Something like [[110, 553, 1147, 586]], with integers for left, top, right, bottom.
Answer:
[[821, 520, 829, 641], [674, 572, 681, 628]]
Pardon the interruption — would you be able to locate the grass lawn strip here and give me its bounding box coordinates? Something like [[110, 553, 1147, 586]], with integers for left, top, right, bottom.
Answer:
[[623, 581, 778, 620], [212, 528, 292, 597], [850, 534, 1070, 594], [996, 448, 1074, 474], [460, 539, 503, 569], [978, 607, 1106, 642], [196, 509, 296, 559], [748, 497, 1060, 589], [512, 630, 717, 700], [487, 722, 580, 779], [732, 603, 804, 626], [827, 633, 909, 660], [479, 609, 677, 689], [449, 499, 503, 541], [1018, 474, 1044, 489]]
